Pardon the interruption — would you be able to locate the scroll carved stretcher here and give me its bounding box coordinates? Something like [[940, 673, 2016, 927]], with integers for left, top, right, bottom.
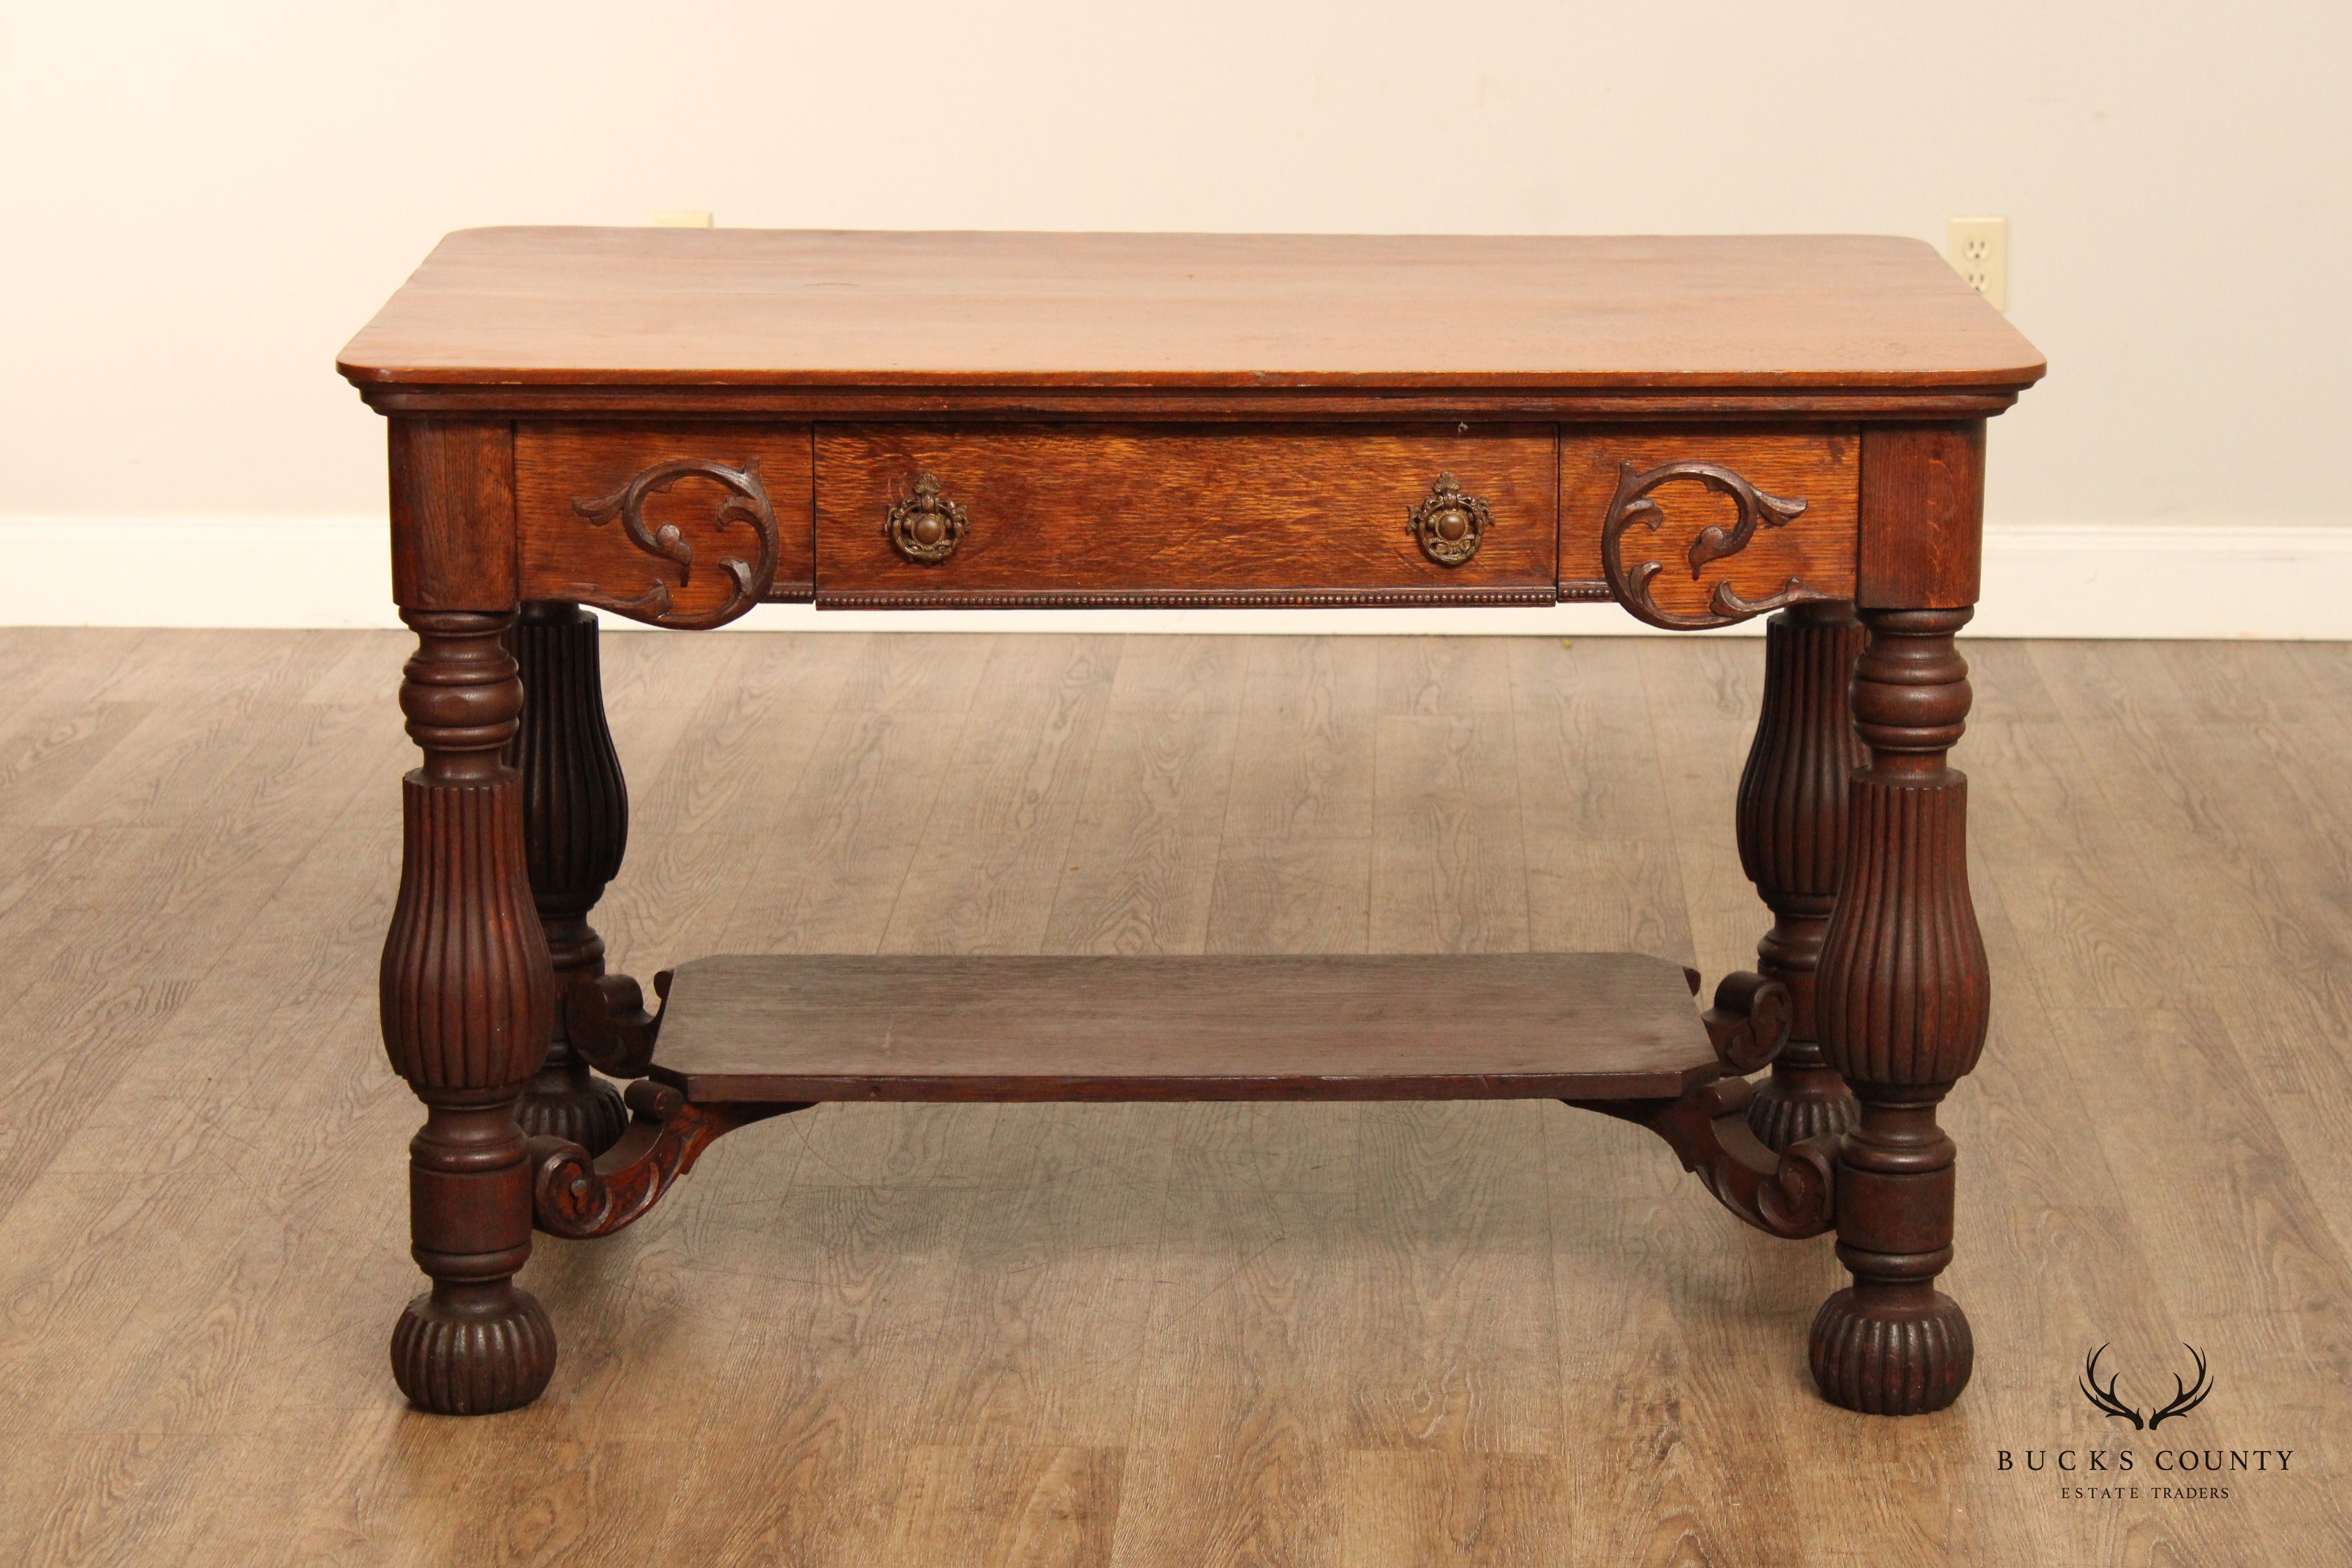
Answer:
[[1569, 1077, 1839, 1241], [530, 966, 808, 1240], [529, 1079, 806, 1240], [527, 962, 1834, 1245], [1564, 967, 1838, 1241], [564, 969, 670, 1080]]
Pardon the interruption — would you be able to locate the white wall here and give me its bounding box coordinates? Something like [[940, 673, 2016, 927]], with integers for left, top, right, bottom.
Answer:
[[3, 2, 2347, 633]]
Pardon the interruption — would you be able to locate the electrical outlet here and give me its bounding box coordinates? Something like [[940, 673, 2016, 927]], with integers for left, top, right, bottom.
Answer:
[[1947, 217, 2007, 311], [652, 210, 713, 228]]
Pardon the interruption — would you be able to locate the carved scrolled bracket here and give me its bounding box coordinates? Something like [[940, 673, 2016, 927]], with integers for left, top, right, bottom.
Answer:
[[1703, 971, 1791, 1074], [1569, 1075, 1837, 1240], [1601, 460, 1827, 631], [565, 969, 669, 1080], [569, 458, 780, 629], [530, 1079, 806, 1240]]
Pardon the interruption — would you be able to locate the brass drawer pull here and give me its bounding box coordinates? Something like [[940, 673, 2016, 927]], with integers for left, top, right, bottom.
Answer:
[[885, 472, 968, 563], [1407, 472, 1489, 567]]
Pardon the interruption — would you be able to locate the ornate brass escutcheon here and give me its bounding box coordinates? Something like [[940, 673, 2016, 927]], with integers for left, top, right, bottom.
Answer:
[[885, 472, 969, 564], [1407, 472, 1491, 567]]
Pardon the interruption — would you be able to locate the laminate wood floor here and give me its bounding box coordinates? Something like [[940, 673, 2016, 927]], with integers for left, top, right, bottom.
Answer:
[[0, 628, 2345, 1567]]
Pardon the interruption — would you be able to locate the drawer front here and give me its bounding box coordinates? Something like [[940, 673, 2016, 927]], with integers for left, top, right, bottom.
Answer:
[[813, 425, 1557, 606], [516, 423, 816, 625], [1562, 430, 1858, 627]]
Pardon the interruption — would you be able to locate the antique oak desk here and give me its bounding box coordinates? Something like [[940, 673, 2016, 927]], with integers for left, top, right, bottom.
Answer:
[[338, 229, 2044, 1419]]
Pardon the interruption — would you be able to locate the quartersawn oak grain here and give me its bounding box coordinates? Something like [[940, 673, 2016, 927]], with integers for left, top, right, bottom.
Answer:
[[516, 423, 818, 607], [337, 230, 2046, 401], [1561, 428, 1858, 610], [814, 424, 1556, 606], [1856, 422, 1987, 609], [387, 418, 516, 610], [645, 952, 1720, 1103]]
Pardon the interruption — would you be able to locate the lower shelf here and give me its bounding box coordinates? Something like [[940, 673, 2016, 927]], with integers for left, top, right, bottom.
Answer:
[[642, 951, 1720, 1104], [541, 952, 1830, 1251]]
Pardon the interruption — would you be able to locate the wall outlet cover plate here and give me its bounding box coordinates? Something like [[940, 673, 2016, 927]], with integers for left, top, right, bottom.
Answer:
[[1947, 217, 2008, 312]]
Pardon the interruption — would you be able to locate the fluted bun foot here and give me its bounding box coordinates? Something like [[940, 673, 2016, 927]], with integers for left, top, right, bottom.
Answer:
[[391, 1282, 556, 1415], [514, 1059, 628, 1155], [1809, 1286, 1972, 1415], [1746, 1065, 1860, 1152]]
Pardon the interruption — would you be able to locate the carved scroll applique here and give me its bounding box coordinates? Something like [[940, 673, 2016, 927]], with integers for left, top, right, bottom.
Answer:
[[529, 1079, 803, 1240], [570, 458, 780, 629], [1600, 460, 1825, 631], [1569, 1073, 1837, 1240]]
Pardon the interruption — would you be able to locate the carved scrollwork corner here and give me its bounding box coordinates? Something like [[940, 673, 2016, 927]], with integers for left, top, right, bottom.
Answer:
[[1567, 1075, 1837, 1240], [569, 458, 780, 629], [1703, 971, 1792, 1074], [564, 969, 669, 1080], [530, 1079, 806, 1240], [1600, 460, 1828, 631]]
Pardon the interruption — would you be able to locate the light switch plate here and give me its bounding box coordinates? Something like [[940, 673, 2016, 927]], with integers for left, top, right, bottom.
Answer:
[[1947, 217, 2008, 311]]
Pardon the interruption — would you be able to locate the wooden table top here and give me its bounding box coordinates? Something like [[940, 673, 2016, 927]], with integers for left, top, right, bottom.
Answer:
[[338, 228, 2045, 395]]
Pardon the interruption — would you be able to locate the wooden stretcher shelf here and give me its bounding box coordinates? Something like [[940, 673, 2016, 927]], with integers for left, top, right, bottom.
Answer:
[[640, 951, 1721, 1105]]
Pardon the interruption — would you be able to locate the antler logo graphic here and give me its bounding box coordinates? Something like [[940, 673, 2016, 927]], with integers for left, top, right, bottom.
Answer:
[[2078, 1343, 2213, 1429], [2080, 1344, 2142, 1429], [2148, 1345, 2214, 1429]]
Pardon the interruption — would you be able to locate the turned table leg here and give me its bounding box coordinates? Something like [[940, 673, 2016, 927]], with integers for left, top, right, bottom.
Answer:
[[1737, 599, 1865, 1151], [508, 601, 631, 1155], [1809, 606, 1991, 1415], [381, 609, 559, 1414]]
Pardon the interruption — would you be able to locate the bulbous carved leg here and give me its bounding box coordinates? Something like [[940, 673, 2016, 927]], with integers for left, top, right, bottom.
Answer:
[[1809, 607, 1990, 1415], [382, 609, 559, 1415], [1738, 600, 1866, 1152], [507, 602, 631, 1156]]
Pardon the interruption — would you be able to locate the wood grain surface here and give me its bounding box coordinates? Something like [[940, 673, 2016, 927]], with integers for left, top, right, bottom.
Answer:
[[387, 418, 516, 610], [517, 424, 818, 607], [1562, 429, 1858, 610], [0, 628, 2340, 1566], [647, 952, 1717, 1102], [1856, 422, 1988, 609], [338, 229, 2045, 395], [813, 424, 1556, 605]]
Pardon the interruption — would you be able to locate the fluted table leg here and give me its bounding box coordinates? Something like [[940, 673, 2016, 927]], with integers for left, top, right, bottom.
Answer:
[[1809, 606, 1990, 1415], [1737, 599, 1865, 1151], [381, 609, 558, 1415], [508, 602, 631, 1155]]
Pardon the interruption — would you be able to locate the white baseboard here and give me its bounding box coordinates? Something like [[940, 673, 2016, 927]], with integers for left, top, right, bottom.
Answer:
[[6, 517, 2347, 638]]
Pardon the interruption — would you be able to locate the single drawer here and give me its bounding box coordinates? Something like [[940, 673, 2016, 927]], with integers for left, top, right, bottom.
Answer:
[[812, 424, 1557, 607], [1561, 429, 1858, 628], [516, 423, 817, 625]]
